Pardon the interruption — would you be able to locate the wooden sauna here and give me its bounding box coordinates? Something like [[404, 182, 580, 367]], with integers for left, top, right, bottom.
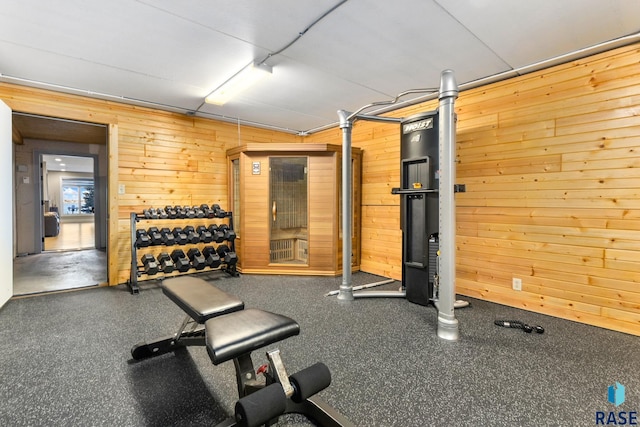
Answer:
[[227, 143, 362, 275]]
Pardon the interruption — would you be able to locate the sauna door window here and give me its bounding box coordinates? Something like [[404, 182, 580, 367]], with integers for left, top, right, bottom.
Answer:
[[269, 157, 308, 264]]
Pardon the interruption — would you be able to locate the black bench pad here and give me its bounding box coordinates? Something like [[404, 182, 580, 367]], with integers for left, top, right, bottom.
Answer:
[[205, 308, 300, 365], [161, 277, 244, 324]]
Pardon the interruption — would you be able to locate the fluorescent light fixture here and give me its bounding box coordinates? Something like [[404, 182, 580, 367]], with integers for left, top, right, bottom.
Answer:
[[205, 62, 272, 106]]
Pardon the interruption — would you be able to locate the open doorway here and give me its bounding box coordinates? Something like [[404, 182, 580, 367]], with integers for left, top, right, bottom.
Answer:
[[42, 154, 96, 251], [12, 113, 108, 295]]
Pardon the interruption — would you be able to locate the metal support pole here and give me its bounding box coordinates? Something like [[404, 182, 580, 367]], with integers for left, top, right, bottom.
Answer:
[[337, 110, 354, 301], [437, 69, 459, 341]]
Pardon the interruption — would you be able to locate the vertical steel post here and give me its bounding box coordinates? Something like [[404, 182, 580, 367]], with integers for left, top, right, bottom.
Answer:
[[437, 69, 459, 341], [337, 110, 354, 301]]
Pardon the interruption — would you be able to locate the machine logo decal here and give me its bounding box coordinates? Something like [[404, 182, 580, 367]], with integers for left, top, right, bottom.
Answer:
[[402, 118, 433, 134]]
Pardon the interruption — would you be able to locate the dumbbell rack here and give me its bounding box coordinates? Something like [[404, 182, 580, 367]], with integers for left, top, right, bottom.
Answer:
[[127, 209, 239, 294]]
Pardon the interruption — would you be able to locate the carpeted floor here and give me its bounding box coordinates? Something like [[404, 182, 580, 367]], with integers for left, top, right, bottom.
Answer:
[[0, 272, 637, 426]]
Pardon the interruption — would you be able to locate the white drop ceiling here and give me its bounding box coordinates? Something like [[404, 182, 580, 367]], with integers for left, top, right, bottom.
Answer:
[[1, 0, 639, 135]]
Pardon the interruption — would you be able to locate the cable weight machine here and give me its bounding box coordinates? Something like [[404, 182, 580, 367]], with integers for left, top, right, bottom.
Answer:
[[332, 70, 466, 341]]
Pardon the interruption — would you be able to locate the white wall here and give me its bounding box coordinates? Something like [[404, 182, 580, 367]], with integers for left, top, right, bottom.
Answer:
[[0, 101, 13, 307]]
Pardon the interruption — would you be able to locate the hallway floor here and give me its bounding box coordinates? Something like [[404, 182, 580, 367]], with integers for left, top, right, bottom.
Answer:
[[45, 221, 95, 251], [13, 249, 107, 295]]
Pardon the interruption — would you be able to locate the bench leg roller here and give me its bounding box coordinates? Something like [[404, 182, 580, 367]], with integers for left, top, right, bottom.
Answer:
[[289, 362, 332, 403], [235, 383, 287, 427]]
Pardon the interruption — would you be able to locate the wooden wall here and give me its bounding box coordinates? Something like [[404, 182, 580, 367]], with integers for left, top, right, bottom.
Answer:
[[3, 42, 639, 335], [307, 43, 640, 336], [1, 83, 300, 284]]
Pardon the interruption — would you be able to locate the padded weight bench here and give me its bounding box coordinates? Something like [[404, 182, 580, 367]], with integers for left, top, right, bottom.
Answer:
[[131, 276, 354, 427], [131, 276, 244, 359]]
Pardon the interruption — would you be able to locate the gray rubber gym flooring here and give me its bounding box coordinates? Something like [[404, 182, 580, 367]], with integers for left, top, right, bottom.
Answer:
[[1, 272, 638, 426]]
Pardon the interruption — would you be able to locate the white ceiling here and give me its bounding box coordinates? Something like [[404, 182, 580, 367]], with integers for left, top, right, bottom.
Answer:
[[1, 1, 639, 134], [43, 154, 94, 173]]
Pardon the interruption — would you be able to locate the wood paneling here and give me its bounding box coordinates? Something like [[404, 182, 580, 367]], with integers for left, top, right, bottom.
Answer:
[[3, 43, 639, 335], [307, 43, 640, 336], [1, 82, 300, 285]]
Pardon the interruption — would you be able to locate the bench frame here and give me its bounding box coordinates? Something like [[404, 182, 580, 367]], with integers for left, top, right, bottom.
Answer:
[[131, 313, 209, 359]]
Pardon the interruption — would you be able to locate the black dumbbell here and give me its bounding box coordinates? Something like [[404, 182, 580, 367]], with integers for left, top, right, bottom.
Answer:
[[160, 228, 176, 246], [217, 244, 238, 265], [187, 248, 206, 270], [196, 225, 213, 243], [212, 204, 227, 218], [170, 249, 190, 272], [184, 207, 196, 219], [200, 204, 215, 218], [157, 208, 168, 219], [143, 208, 158, 219], [183, 226, 200, 244], [218, 224, 236, 241], [141, 253, 159, 275], [193, 206, 205, 218], [208, 224, 225, 243], [135, 230, 150, 248], [172, 227, 188, 245], [157, 252, 175, 273], [166, 206, 178, 219], [202, 246, 222, 268], [147, 227, 162, 246], [173, 206, 185, 219]]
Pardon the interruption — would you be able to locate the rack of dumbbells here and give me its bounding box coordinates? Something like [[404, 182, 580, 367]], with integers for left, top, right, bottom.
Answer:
[[127, 204, 238, 294]]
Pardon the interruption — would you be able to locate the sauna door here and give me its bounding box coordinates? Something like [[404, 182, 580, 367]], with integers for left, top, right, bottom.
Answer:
[[269, 157, 308, 264]]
